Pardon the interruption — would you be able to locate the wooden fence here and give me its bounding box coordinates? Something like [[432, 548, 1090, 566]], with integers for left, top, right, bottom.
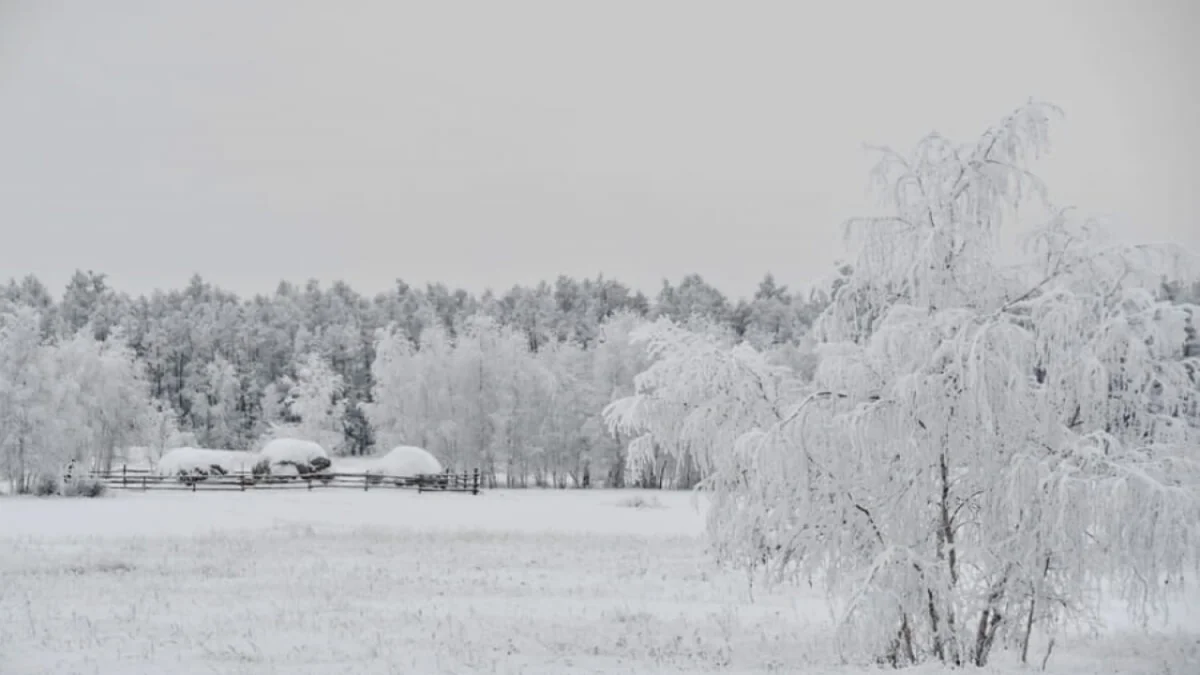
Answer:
[[87, 465, 482, 495]]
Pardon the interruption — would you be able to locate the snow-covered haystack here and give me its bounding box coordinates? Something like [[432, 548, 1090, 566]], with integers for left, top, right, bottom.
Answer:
[[370, 445, 443, 477], [157, 448, 260, 477], [255, 439, 331, 477]]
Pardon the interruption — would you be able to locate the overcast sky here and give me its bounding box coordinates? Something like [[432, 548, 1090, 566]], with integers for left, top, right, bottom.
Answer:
[[1, 1, 1197, 300]]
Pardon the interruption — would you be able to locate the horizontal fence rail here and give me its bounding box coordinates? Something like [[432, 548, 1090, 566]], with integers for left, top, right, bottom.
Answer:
[[84, 465, 482, 495]]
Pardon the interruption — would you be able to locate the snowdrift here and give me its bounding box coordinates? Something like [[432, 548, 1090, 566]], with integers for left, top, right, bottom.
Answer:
[[257, 439, 331, 476], [157, 448, 260, 476]]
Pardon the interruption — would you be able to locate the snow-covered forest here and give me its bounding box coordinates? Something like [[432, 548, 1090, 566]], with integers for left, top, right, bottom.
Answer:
[[0, 262, 831, 490], [4, 236, 1196, 495]]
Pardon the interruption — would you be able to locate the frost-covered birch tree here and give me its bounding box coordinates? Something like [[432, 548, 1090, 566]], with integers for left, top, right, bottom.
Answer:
[[590, 311, 651, 487], [485, 321, 555, 487], [55, 330, 160, 472], [610, 102, 1200, 667], [363, 325, 424, 451], [1, 306, 159, 487], [537, 338, 593, 487], [0, 306, 61, 491], [365, 321, 464, 463], [188, 355, 240, 449]]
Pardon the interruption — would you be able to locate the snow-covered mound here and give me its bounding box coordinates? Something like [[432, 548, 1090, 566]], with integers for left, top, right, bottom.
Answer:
[[157, 448, 260, 476], [371, 446, 444, 477], [257, 439, 331, 475]]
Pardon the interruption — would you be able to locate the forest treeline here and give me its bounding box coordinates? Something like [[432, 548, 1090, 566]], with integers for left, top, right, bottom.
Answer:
[[3, 267, 1196, 491], [0, 270, 832, 489]]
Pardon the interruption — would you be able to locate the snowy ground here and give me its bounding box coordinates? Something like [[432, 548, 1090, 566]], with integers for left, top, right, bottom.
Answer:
[[1, 490, 1197, 674]]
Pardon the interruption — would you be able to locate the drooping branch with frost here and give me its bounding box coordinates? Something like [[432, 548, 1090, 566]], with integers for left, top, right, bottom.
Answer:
[[614, 101, 1200, 667], [603, 317, 801, 487]]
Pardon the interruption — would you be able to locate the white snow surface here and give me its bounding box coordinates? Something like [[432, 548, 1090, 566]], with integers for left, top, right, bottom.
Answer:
[[155, 447, 260, 475], [1, 490, 1196, 675], [259, 438, 329, 467]]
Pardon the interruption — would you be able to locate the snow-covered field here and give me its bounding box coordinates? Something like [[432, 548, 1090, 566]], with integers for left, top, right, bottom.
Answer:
[[1, 490, 1196, 674]]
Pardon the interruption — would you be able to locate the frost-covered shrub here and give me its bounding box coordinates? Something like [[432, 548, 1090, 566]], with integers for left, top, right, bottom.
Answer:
[[251, 457, 271, 478], [61, 478, 106, 498], [22, 474, 105, 497], [32, 473, 59, 496]]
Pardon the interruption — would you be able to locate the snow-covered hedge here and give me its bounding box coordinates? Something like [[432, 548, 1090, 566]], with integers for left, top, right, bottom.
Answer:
[[157, 448, 260, 477], [255, 439, 331, 477]]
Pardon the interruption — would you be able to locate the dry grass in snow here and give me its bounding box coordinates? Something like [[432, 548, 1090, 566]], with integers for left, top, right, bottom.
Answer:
[[1, 490, 1197, 674]]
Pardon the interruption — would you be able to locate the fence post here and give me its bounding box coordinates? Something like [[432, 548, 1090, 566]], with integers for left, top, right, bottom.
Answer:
[[307, 477, 313, 491], [142, 475, 147, 491], [122, 464, 127, 488], [191, 478, 197, 493], [472, 468, 479, 495], [364, 474, 369, 492]]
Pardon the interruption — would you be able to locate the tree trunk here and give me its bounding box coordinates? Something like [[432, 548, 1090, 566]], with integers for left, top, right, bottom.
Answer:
[[972, 607, 1003, 666], [607, 431, 625, 489], [933, 448, 961, 665], [883, 613, 916, 667], [16, 434, 27, 494], [1020, 595, 1037, 665], [1020, 555, 1052, 664]]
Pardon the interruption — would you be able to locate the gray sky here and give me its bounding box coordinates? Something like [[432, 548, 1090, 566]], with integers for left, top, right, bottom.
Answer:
[[1, 0, 1197, 300]]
